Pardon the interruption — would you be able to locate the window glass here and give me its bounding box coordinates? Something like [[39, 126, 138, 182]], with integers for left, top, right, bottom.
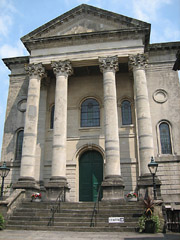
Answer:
[[50, 105, 55, 129], [15, 130, 24, 160], [159, 122, 172, 154], [81, 98, 100, 127], [121, 100, 132, 125]]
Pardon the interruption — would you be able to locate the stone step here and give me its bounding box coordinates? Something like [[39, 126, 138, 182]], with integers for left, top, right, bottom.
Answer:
[[6, 224, 138, 232], [14, 207, 143, 214], [7, 200, 143, 232], [9, 215, 139, 222], [22, 201, 144, 208], [7, 219, 138, 227], [19, 206, 144, 213], [12, 211, 142, 219]]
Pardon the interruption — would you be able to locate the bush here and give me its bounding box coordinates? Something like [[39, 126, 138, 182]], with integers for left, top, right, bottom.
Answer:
[[0, 214, 5, 230], [138, 214, 160, 233]]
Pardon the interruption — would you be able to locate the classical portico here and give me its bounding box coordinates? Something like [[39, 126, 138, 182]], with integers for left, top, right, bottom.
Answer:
[[13, 52, 158, 201], [11, 1, 155, 199], [7, 5, 180, 205]]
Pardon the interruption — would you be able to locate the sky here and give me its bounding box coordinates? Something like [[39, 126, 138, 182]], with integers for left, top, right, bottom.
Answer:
[[0, 0, 180, 157]]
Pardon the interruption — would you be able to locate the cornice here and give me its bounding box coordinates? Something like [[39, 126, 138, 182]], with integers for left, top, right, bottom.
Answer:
[[3, 56, 29, 70], [23, 27, 150, 53], [149, 41, 180, 51]]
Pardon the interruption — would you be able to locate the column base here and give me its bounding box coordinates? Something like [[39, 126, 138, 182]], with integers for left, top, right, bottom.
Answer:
[[13, 177, 40, 190], [13, 177, 40, 198], [101, 175, 125, 201], [137, 174, 162, 200], [45, 177, 70, 201]]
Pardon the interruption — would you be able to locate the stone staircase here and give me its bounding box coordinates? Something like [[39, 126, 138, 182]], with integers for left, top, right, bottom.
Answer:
[[6, 200, 144, 232]]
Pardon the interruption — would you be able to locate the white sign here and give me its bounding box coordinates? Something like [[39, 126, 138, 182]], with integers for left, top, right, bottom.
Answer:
[[108, 217, 124, 223]]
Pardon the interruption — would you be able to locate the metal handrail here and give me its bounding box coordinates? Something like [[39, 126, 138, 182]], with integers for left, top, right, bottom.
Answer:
[[47, 187, 65, 226], [90, 185, 102, 227]]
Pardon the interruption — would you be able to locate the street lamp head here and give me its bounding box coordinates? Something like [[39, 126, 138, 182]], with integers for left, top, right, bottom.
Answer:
[[0, 161, 10, 178], [148, 156, 158, 175]]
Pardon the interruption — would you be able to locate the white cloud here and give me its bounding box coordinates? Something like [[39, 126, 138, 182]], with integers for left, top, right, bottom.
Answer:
[[0, 0, 17, 37], [0, 15, 13, 37], [0, 41, 26, 58], [132, 0, 172, 22]]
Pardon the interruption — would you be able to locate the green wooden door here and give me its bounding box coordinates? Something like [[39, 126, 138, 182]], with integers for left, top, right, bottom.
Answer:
[[79, 150, 103, 202]]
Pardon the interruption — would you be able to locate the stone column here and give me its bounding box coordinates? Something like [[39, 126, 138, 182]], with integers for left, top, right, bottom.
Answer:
[[46, 60, 72, 199], [129, 54, 161, 199], [14, 63, 46, 191], [99, 56, 124, 201]]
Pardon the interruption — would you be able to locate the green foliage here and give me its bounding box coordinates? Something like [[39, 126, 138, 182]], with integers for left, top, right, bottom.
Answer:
[[138, 195, 160, 233], [138, 214, 160, 233], [0, 214, 5, 230]]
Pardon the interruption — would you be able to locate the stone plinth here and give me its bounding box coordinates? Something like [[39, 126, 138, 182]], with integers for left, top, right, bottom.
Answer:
[[101, 176, 125, 201]]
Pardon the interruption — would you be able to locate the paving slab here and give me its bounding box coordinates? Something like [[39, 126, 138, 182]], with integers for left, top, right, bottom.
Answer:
[[0, 230, 180, 240]]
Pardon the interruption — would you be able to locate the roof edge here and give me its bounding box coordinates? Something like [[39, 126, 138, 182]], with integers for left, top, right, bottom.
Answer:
[[3, 56, 29, 70], [149, 41, 180, 51], [21, 4, 151, 42]]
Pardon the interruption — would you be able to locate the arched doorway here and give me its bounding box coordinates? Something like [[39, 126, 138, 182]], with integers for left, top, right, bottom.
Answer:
[[79, 150, 103, 202]]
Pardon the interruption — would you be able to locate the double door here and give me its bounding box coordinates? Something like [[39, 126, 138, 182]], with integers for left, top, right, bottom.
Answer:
[[79, 150, 103, 202]]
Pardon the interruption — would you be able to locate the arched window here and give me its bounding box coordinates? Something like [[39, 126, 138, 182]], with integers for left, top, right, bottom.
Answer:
[[81, 98, 100, 127], [121, 100, 132, 125], [50, 105, 55, 129], [159, 122, 172, 154], [15, 129, 24, 160]]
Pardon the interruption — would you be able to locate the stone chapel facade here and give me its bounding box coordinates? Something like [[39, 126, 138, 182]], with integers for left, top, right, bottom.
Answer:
[[1, 4, 180, 207]]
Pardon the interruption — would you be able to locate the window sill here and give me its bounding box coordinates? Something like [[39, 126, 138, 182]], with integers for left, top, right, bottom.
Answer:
[[79, 127, 101, 131], [120, 124, 134, 128]]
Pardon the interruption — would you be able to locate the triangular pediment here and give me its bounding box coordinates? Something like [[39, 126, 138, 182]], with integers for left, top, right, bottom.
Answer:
[[21, 4, 150, 41]]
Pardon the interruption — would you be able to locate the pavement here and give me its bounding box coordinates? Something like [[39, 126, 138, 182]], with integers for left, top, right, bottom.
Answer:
[[0, 230, 180, 240]]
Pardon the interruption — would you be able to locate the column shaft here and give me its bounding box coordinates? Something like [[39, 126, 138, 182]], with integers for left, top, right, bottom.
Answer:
[[129, 54, 154, 175], [103, 70, 121, 177], [52, 74, 68, 179], [14, 63, 46, 190], [99, 56, 124, 201], [50, 60, 73, 183]]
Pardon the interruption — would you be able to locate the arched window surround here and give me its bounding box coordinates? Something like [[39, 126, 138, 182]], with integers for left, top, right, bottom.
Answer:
[[80, 97, 101, 128], [157, 120, 173, 155], [15, 128, 24, 161]]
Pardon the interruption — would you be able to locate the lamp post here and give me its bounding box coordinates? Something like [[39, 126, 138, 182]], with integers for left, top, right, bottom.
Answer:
[[148, 157, 158, 200], [0, 162, 10, 200]]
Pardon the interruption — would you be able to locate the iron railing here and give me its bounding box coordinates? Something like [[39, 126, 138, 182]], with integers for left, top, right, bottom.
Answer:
[[166, 209, 180, 232], [90, 185, 102, 227], [47, 188, 65, 226]]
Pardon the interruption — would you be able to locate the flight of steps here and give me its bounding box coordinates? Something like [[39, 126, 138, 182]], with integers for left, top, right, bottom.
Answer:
[[6, 200, 145, 232]]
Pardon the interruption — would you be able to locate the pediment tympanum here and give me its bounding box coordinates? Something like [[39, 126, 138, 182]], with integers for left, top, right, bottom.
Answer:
[[21, 4, 150, 42]]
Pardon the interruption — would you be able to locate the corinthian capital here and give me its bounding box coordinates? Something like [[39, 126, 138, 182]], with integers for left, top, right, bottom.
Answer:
[[99, 56, 119, 73], [51, 60, 73, 77], [129, 53, 148, 70], [25, 63, 46, 78]]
